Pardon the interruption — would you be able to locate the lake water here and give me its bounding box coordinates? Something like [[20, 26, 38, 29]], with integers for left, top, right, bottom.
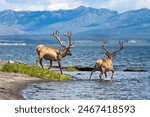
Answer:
[[0, 38, 150, 99]]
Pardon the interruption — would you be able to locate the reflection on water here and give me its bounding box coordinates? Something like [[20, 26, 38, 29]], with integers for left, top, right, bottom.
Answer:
[[22, 71, 150, 100]]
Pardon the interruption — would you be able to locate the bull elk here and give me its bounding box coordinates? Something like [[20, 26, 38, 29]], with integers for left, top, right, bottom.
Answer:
[[36, 31, 74, 74], [89, 41, 124, 80]]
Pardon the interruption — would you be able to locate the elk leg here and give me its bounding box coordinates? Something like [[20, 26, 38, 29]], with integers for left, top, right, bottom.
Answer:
[[89, 68, 96, 79], [58, 61, 63, 74], [36, 59, 38, 65], [105, 72, 107, 78], [39, 58, 44, 68], [99, 72, 103, 79], [48, 60, 52, 70], [89, 64, 99, 79], [36, 57, 40, 65], [111, 69, 114, 79]]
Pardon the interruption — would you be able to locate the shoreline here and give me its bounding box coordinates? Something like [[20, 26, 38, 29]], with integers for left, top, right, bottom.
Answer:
[[0, 72, 49, 100], [0, 65, 147, 100]]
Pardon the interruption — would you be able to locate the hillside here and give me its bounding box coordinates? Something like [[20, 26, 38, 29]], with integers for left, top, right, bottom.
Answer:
[[0, 6, 150, 39]]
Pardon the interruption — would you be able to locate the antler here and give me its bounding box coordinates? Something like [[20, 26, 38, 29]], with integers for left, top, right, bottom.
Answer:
[[64, 32, 75, 48], [112, 41, 124, 56], [51, 31, 66, 48], [102, 40, 110, 55]]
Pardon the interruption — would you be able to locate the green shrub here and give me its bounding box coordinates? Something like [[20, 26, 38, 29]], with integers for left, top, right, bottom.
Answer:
[[2, 63, 70, 81]]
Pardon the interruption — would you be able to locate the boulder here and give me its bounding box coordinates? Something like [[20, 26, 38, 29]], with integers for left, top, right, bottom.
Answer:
[[123, 69, 147, 72]]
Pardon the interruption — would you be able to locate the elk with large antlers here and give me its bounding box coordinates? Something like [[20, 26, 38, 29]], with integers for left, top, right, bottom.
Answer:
[[89, 41, 124, 80], [36, 31, 74, 74]]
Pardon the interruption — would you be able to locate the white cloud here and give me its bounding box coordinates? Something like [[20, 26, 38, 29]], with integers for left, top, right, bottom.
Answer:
[[0, 0, 81, 11], [0, 0, 5, 3], [14, 5, 44, 11], [135, 0, 150, 9], [48, 3, 71, 11], [0, 0, 150, 12], [47, 0, 80, 11], [95, 0, 150, 12], [96, 0, 136, 12]]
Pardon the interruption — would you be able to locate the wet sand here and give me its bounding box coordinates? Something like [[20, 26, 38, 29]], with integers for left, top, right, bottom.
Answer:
[[0, 72, 49, 100]]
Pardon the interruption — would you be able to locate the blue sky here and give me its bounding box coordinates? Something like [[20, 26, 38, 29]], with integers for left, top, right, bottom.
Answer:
[[0, 0, 150, 12]]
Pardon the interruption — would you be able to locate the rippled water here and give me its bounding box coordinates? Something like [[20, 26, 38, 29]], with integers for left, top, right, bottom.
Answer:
[[22, 71, 150, 100], [0, 42, 150, 71], [0, 38, 150, 99]]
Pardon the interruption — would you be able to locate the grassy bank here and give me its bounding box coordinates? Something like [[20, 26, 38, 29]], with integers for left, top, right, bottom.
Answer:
[[1, 63, 70, 81]]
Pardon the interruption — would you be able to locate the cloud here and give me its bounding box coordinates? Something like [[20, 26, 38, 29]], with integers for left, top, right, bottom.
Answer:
[[0, 0, 81, 11], [96, 0, 136, 12], [47, 0, 81, 11], [93, 0, 150, 12], [2, 0, 51, 11], [0, 0, 150, 12], [135, 0, 150, 9]]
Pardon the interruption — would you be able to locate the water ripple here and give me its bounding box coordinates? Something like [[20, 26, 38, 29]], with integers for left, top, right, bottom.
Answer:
[[22, 71, 150, 100]]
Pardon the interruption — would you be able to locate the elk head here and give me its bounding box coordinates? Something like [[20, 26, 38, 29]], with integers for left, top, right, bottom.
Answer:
[[51, 31, 75, 57]]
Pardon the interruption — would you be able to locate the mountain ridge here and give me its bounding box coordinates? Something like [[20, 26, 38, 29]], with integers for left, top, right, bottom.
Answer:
[[0, 6, 150, 39]]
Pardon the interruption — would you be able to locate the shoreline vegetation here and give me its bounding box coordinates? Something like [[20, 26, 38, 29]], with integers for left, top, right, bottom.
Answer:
[[0, 62, 147, 100], [1, 63, 70, 81], [0, 63, 73, 100]]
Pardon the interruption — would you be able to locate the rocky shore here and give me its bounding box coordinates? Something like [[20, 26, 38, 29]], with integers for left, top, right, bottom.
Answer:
[[0, 72, 49, 100]]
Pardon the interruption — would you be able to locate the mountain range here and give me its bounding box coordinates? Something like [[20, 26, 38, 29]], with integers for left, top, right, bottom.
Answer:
[[0, 6, 150, 39]]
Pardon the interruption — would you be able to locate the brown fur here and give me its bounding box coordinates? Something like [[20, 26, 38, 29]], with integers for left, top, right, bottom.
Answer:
[[36, 31, 74, 74], [89, 55, 114, 79], [89, 41, 124, 80]]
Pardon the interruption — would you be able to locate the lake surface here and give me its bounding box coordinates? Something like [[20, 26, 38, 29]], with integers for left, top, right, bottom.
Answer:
[[22, 71, 150, 100], [0, 38, 150, 99]]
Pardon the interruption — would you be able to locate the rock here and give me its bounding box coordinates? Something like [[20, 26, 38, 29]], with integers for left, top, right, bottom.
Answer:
[[8, 60, 15, 64], [75, 66, 93, 71], [123, 69, 147, 72], [77, 73, 82, 75]]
